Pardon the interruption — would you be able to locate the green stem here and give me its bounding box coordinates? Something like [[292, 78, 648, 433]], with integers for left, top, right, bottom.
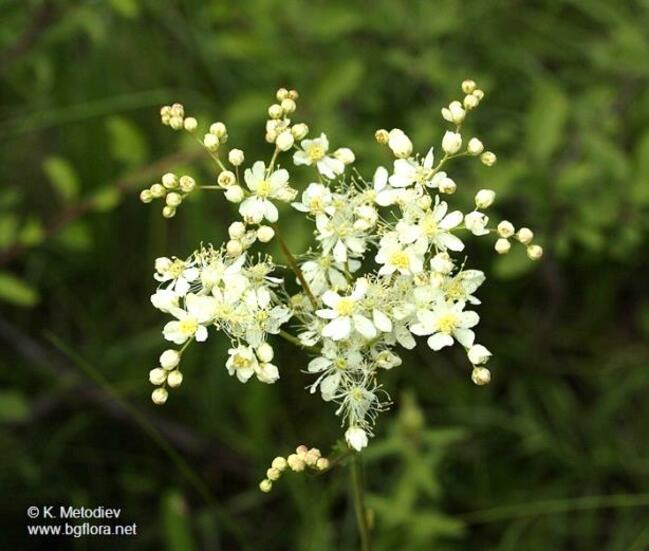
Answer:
[[277, 329, 314, 351], [351, 454, 371, 551]]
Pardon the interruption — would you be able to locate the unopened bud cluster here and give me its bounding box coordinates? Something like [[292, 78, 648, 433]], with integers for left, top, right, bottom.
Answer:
[[150, 348, 184, 404], [259, 445, 330, 493], [139, 172, 197, 218]]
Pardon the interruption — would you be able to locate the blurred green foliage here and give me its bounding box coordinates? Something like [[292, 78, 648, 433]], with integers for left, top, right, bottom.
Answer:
[[2, 0, 649, 549]]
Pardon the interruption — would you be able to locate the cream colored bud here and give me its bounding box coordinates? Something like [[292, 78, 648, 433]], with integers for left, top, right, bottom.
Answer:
[[265, 131, 277, 144], [296, 445, 308, 455], [150, 183, 166, 198], [259, 479, 272, 493], [165, 192, 182, 207], [464, 94, 479, 110], [438, 177, 456, 194], [210, 122, 227, 137], [256, 225, 275, 243], [304, 451, 318, 467], [272, 457, 287, 471], [162, 206, 176, 218], [179, 175, 196, 193], [268, 104, 283, 119], [316, 457, 330, 471], [467, 137, 484, 156], [474, 189, 495, 209], [517, 227, 534, 244], [169, 116, 184, 130], [388, 128, 413, 158], [276, 130, 295, 151], [468, 344, 492, 365], [226, 239, 243, 257], [480, 151, 497, 166], [334, 147, 355, 165], [183, 117, 198, 132], [497, 220, 515, 238], [171, 103, 184, 117], [442, 131, 462, 154], [266, 468, 281, 481], [462, 79, 477, 94], [375, 129, 389, 145], [441, 101, 465, 124], [224, 185, 244, 203], [280, 98, 296, 113], [471, 367, 491, 386], [291, 123, 309, 140], [495, 238, 511, 254], [160, 105, 171, 117], [149, 368, 167, 385], [203, 133, 219, 151], [527, 244, 543, 260], [287, 453, 305, 472], [288, 89, 299, 100], [167, 370, 183, 388], [218, 170, 236, 188], [140, 190, 153, 203], [162, 172, 177, 189], [228, 148, 245, 166], [228, 221, 246, 239], [256, 342, 274, 363], [151, 387, 169, 404], [473, 89, 485, 100], [159, 349, 180, 370], [276, 87, 289, 101]]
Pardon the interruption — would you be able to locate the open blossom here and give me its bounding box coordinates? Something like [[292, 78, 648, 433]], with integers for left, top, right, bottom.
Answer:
[[155, 257, 199, 296], [375, 234, 426, 276], [388, 148, 444, 189], [163, 293, 219, 344], [465, 211, 489, 236], [397, 200, 464, 252], [410, 299, 479, 350], [293, 133, 345, 179], [316, 278, 376, 340], [291, 182, 334, 216], [239, 161, 296, 223]]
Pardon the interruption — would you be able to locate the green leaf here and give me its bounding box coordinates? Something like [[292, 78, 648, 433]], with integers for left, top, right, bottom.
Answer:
[[43, 156, 80, 202], [161, 490, 197, 551], [106, 116, 148, 167], [0, 391, 30, 422], [0, 214, 18, 249], [0, 271, 39, 307], [56, 222, 93, 252], [109, 0, 140, 19], [492, 246, 534, 280], [91, 186, 122, 212], [525, 80, 569, 163], [18, 218, 45, 246]]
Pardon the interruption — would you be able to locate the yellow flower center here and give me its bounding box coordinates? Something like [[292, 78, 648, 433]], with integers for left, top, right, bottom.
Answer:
[[233, 354, 251, 369], [445, 281, 466, 300], [334, 358, 347, 370], [257, 179, 272, 198], [168, 260, 185, 278], [309, 197, 324, 213], [350, 387, 364, 401], [307, 144, 325, 161], [335, 297, 354, 316], [389, 250, 410, 269], [414, 166, 432, 184], [436, 313, 457, 334], [178, 318, 198, 335], [421, 214, 438, 236]]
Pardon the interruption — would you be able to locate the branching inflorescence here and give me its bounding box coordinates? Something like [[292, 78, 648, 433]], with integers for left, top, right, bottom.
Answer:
[[141, 81, 543, 458]]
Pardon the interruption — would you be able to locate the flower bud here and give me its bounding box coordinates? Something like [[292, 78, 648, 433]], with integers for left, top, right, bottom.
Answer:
[[149, 368, 167, 385], [527, 244, 543, 260], [345, 426, 368, 451], [280, 98, 296, 114], [276, 87, 289, 101], [268, 104, 283, 119], [465, 211, 489, 236], [467, 137, 484, 156], [266, 467, 281, 481], [226, 239, 243, 257], [162, 172, 177, 189], [224, 185, 244, 203], [462, 79, 477, 94], [228, 148, 245, 166], [468, 344, 492, 365], [471, 367, 491, 386], [473, 89, 485, 100], [257, 225, 275, 243], [218, 170, 236, 188], [179, 176, 196, 193], [316, 457, 330, 471], [210, 122, 227, 137], [517, 227, 534, 245], [159, 349, 180, 370], [151, 387, 169, 404], [474, 189, 495, 209], [165, 192, 182, 207], [272, 457, 287, 471], [463, 94, 479, 110], [291, 123, 309, 140], [169, 116, 184, 130], [259, 479, 272, 493], [375, 129, 389, 145], [497, 220, 515, 238], [256, 342, 274, 363], [167, 370, 183, 388], [287, 454, 305, 471], [430, 252, 453, 274], [170, 103, 184, 117], [203, 133, 219, 151], [228, 221, 246, 239], [438, 177, 457, 194], [183, 117, 198, 132], [140, 190, 153, 203], [442, 131, 462, 154], [388, 129, 413, 158], [441, 101, 465, 124], [495, 238, 511, 254], [162, 206, 176, 218], [276, 130, 295, 151], [480, 151, 497, 166], [150, 183, 166, 198], [288, 89, 299, 100], [334, 147, 355, 165]]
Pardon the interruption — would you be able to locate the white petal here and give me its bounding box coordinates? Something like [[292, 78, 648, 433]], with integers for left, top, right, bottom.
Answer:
[[427, 332, 454, 350]]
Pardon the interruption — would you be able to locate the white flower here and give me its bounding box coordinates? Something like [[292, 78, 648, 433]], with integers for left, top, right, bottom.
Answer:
[[276, 130, 294, 151], [291, 183, 334, 216], [397, 200, 464, 252], [308, 341, 362, 401], [430, 252, 454, 274], [315, 209, 367, 263], [316, 278, 376, 340], [151, 289, 180, 313], [467, 137, 484, 156], [226, 345, 258, 383], [334, 147, 355, 165], [410, 299, 479, 350], [441, 101, 465, 124], [464, 211, 489, 236], [387, 129, 413, 159], [468, 344, 491, 365], [163, 293, 219, 344], [373, 166, 401, 207], [474, 189, 495, 209], [154, 257, 199, 296], [443, 270, 485, 304], [442, 131, 462, 154], [375, 233, 426, 276], [293, 133, 345, 179], [345, 426, 368, 451], [301, 256, 351, 295], [239, 161, 295, 223], [388, 148, 444, 189]]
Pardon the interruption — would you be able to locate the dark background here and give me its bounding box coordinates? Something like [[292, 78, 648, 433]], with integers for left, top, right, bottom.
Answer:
[[1, 0, 649, 549]]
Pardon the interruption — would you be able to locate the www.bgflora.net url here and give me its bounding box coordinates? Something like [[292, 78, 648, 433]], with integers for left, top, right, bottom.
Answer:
[[27, 523, 137, 538]]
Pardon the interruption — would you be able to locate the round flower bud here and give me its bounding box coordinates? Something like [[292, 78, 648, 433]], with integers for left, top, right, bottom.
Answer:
[[167, 370, 183, 388], [280, 98, 296, 114], [179, 177, 195, 194], [265, 131, 277, 144], [471, 367, 491, 386], [439, 177, 457, 194], [334, 147, 355, 165], [474, 189, 495, 209], [149, 368, 167, 386], [473, 89, 485, 100], [150, 183, 166, 198], [430, 252, 453, 274], [442, 131, 463, 154], [495, 238, 511, 254], [224, 185, 244, 203], [388, 128, 413, 158], [296, 445, 309, 455], [171, 103, 184, 117], [140, 190, 153, 203], [228, 221, 246, 239], [517, 227, 534, 245], [203, 133, 219, 151], [256, 342, 274, 363], [527, 244, 544, 260], [375, 129, 389, 145], [465, 211, 489, 236], [162, 172, 177, 189], [288, 89, 299, 100], [257, 225, 275, 243], [468, 344, 492, 365], [165, 192, 182, 207], [272, 457, 287, 471], [183, 117, 198, 132], [276, 87, 289, 101], [467, 137, 484, 156], [210, 122, 227, 137], [480, 151, 497, 166], [268, 104, 283, 119], [497, 220, 515, 238], [218, 170, 236, 188], [228, 148, 245, 166], [151, 387, 168, 405], [259, 479, 272, 493], [287, 454, 305, 472], [441, 101, 465, 124], [159, 349, 180, 370], [316, 457, 330, 471], [226, 239, 243, 257], [169, 116, 184, 130], [162, 206, 176, 218], [276, 130, 295, 151], [291, 123, 309, 140], [464, 94, 479, 110], [462, 79, 477, 94], [266, 468, 281, 481]]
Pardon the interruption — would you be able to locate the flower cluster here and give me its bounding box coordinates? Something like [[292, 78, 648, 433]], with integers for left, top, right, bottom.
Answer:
[[141, 80, 543, 451], [259, 445, 330, 493]]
